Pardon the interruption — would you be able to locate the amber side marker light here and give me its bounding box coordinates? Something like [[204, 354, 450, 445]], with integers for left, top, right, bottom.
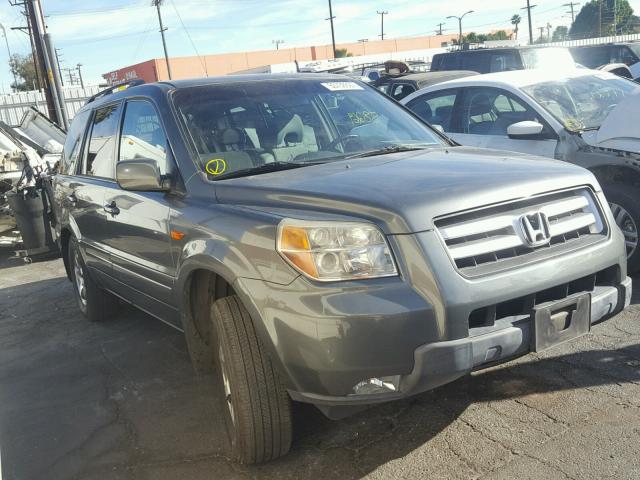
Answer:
[[171, 230, 186, 240]]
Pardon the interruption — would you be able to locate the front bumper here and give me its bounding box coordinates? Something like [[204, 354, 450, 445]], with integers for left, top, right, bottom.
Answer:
[[288, 277, 631, 417]]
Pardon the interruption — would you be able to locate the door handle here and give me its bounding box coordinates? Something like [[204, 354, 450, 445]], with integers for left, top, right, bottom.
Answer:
[[66, 194, 77, 207], [103, 201, 120, 216]]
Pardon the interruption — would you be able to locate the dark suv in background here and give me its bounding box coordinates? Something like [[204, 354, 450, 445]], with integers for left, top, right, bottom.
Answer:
[[570, 43, 640, 80], [52, 75, 631, 464], [431, 46, 576, 74]]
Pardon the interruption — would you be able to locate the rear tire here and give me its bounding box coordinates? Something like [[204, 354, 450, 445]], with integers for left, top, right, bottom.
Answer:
[[603, 184, 640, 273], [211, 296, 292, 464], [68, 237, 118, 322]]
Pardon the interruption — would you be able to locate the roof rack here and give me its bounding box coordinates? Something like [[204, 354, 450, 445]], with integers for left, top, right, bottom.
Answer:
[[86, 79, 145, 104]]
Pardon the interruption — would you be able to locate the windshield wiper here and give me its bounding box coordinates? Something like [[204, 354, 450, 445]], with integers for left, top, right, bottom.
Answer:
[[212, 161, 318, 181], [345, 144, 431, 159]]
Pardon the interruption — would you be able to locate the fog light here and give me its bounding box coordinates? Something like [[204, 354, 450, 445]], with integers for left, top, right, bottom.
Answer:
[[352, 376, 400, 395]]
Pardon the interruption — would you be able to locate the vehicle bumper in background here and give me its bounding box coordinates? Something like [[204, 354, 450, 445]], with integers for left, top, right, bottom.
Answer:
[[288, 277, 631, 418]]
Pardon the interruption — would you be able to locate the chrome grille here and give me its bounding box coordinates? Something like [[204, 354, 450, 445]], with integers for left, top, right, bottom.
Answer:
[[436, 189, 606, 276]]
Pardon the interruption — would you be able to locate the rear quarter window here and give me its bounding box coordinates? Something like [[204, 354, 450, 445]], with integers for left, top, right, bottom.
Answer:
[[60, 109, 91, 175]]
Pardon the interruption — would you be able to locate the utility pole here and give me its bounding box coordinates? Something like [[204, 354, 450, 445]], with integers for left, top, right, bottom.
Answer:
[[55, 47, 64, 86], [377, 10, 388, 40], [76, 63, 84, 89], [546, 22, 552, 41], [326, 0, 337, 58], [521, 0, 537, 45], [358, 38, 368, 54], [272, 39, 284, 50], [436, 22, 445, 35], [613, 0, 617, 40], [152, 0, 172, 80], [447, 10, 474, 49], [538, 26, 545, 41], [26, 0, 59, 123], [0, 24, 18, 92], [563, 2, 580, 24]]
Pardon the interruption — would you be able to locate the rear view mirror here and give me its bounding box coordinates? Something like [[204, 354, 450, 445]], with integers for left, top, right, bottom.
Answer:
[[507, 121, 545, 139], [116, 159, 169, 192]]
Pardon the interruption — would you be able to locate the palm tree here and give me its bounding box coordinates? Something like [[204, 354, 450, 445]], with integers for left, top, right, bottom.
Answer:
[[511, 14, 522, 39]]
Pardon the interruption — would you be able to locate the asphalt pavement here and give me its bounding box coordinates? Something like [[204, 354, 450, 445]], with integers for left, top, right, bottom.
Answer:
[[1, 240, 639, 480]]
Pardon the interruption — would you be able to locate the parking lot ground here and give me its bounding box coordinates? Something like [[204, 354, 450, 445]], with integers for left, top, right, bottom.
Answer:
[[0, 244, 639, 480]]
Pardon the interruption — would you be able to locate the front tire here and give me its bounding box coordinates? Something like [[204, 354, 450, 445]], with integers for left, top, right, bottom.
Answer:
[[603, 184, 640, 273], [211, 296, 292, 464], [68, 237, 117, 322]]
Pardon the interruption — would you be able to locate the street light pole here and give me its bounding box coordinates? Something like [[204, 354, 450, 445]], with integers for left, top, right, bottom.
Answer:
[[0, 24, 18, 92], [447, 10, 474, 49], [152, 0, 172, 80]]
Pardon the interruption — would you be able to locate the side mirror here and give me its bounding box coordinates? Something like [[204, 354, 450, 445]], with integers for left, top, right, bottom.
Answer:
[[507, 121, 545, 139], [116, 159, 169, 192]]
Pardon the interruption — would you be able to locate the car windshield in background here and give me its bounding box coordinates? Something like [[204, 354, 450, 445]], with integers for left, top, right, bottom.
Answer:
[[520, 47, 575, 70], [628, 43, 640, 60], [522, 74, 640, 132], [172, 79, 444, 180]]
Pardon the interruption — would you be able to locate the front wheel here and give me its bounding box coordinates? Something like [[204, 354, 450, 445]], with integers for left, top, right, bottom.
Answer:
[[603, 184, 640, 273], [210, 296, 292, 464]]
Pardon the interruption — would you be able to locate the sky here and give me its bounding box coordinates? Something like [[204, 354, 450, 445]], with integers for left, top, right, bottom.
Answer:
[[0, 0, 638, 90]]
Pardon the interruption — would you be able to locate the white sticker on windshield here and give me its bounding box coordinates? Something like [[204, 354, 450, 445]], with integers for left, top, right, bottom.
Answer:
[[321, 82, 364, 91]]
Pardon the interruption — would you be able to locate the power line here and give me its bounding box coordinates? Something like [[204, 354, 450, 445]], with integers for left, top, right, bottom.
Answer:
[[170, 0, 208, 76]]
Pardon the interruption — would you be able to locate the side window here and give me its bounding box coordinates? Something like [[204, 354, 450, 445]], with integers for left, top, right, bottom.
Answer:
[[391, 83, 416, 101], [489, 52, 520, 72], [84, 103, 123, 179], [60, 109, 90, 175], [119, 100, 169, 174], [406, 89, 459, 132], [461, 87, 543, 136]]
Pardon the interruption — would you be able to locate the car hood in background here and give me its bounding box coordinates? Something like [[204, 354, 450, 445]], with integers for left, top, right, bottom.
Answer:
[[582, 89, 640, 154], [215, 147, 598, 234]]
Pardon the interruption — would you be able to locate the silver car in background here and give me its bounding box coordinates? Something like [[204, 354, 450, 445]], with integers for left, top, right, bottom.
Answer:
[[402, 69, 640, 271]]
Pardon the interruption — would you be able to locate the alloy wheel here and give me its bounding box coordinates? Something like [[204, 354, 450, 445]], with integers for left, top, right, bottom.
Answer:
[[73, 249, 87, 307], [610, 202, 638, 259]]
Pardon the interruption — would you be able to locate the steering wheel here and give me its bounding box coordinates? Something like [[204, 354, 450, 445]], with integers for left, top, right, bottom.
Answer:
[[326, 134, 361, 151]]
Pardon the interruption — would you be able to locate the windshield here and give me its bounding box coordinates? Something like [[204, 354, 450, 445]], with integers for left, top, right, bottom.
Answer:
[[520, 47, 576, 70], [521, 73, 640, 131], [172, 78, 444, 180], [627, 43, 640, 61]]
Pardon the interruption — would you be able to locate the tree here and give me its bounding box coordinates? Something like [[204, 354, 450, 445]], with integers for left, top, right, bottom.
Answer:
[[9, 53, 37, 92], [570, 0, 637, 39], [552, 25, 569, 41], [511, 14, 522, 39], [335, 48, 353, 58]]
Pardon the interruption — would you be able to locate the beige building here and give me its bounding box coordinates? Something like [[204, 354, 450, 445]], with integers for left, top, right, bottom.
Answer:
[[103, 33, 460, 84]]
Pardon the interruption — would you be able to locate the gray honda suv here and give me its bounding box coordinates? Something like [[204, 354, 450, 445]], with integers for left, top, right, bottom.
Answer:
[[52, 75, 632, 464]]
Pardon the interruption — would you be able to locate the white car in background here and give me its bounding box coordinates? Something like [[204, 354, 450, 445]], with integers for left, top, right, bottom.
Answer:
[[402, 69, 640, 271]]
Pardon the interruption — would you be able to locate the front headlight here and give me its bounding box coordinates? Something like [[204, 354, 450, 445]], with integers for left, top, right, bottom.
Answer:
[[277, 220, 398, 281]]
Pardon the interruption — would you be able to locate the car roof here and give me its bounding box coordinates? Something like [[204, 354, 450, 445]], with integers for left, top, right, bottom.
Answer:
[[78, 73, 360, 112], [419, 68, 604, 90]]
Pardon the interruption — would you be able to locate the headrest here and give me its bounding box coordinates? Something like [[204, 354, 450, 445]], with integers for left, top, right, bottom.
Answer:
[[469, 95, 493, 116], [276, 114, 304, 145], [221, 128, 242, 145]]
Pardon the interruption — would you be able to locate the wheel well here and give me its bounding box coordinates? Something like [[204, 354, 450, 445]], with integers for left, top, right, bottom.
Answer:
[[185, 269, 236, 341], [589, 165, 640, 187], [60, 228, 72, 280]]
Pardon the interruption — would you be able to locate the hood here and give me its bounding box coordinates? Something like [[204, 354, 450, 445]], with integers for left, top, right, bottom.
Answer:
[[583, 89, 640, 154], [214, 147, 598, 234]]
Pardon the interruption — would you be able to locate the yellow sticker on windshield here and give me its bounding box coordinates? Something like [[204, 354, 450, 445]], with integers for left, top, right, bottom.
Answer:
[[206, 158, 227, 176]]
